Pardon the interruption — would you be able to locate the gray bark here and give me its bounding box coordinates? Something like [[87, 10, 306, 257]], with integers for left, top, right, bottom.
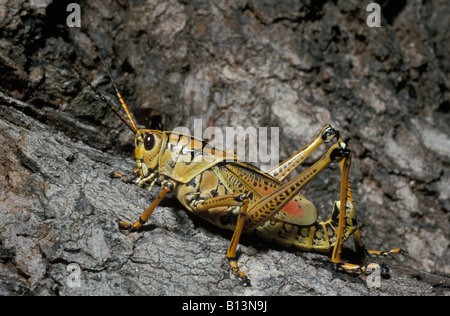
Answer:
[[0, 0, 449, 295]]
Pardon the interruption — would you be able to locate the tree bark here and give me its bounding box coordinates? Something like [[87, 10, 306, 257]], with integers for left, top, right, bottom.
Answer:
[[0, 0, 448, 295]]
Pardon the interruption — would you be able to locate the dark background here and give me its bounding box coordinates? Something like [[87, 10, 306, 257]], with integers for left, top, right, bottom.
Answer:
[[0, 0, 448, 295]]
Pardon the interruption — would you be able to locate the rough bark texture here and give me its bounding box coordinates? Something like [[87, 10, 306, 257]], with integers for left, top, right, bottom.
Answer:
[[0, 0, 449, 295]]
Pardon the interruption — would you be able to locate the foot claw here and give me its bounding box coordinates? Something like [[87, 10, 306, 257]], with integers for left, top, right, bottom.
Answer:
[[364, 262, 389, 275], [379, 263, 389, 275], [240, 276, 251, 287], [111, 171, 124, 179], [118, 220, 136, 232]]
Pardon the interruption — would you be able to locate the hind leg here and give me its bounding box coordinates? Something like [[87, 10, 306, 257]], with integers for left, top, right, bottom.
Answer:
[[330, 152, 407, 275], [353, 228, 408, 261]]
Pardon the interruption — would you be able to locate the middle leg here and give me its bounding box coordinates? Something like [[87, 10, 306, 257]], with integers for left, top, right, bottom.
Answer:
[[195, 194, 251, 286]]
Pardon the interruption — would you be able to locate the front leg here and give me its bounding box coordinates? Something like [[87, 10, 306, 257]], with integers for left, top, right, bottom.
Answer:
[[111, 169, 139, 184], [119, 181, 174, 231]]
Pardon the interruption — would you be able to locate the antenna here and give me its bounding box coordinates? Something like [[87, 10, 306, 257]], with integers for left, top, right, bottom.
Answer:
[[98, 55, 139, 133], [70, 57, 138, 134]]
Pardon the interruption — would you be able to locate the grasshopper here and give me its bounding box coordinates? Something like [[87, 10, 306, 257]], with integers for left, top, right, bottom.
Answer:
[[73, 58, 407, 287]]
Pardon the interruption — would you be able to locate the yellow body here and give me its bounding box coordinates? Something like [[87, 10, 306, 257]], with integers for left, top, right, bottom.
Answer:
[[134, 129, 357, 252], [80, 62, 406, 286]]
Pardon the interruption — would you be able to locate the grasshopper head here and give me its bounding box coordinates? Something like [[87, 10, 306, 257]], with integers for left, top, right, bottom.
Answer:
[[135, 129, 164, 177]]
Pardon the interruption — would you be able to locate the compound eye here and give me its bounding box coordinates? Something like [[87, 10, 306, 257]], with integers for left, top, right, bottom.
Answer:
[[144, 133, 155, 151]]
